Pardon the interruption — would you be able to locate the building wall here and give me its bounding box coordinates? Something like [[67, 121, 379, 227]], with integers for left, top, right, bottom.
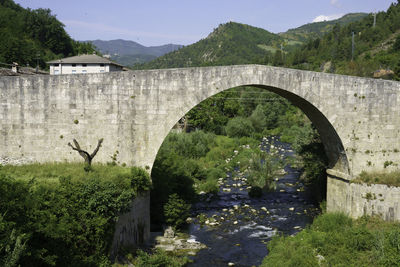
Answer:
[[49, 63, 121, 75]]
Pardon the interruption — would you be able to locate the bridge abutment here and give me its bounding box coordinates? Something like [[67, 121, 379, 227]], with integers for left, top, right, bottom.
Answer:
[[327, 169, 400, 221]]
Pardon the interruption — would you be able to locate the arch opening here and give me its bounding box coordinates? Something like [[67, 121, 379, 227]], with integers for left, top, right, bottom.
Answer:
[[151, 83, 349, 176], [149, 83, 349, 230]]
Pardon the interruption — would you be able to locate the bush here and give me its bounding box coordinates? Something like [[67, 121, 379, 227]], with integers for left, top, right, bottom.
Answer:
[[262, 213, 400, 266], [133, 249, 189, 267], [249, 104, 267, 132], [225, 117, 255, 137], [0, 163, 146, 267], [246, 151, 282, 189], [163, 131, 215, 159], [163, 194, 191, 229], [130, 167, 152, 193]]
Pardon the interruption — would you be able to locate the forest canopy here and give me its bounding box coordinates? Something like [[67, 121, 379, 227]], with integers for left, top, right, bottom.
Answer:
[[0, 0, 96, 69]]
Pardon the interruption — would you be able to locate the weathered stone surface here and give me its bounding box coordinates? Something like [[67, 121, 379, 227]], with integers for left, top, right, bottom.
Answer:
[[110, 192, 150, 260], [1, 65, 400, 177], [327, 175, 400, 221]]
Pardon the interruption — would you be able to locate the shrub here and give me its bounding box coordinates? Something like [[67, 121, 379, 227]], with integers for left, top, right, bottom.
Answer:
[[130, 167, 152, 193], [163, 194, 191, 229], [225, 117, 254, 137], [263, 213, 400, 266], [133, 249, 189, 267], [249, 104, 267, 132], [0, 164, 139, 267]]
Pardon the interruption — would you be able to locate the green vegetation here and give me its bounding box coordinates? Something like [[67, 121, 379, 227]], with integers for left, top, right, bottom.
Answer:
[[151, 87, 327, 228], [0, 0, 96, 69], [0, 163, 151, 267], [280, 13, 368, 43], [262, 213, 400, 266], [135, 22, 283, 69], [247, 150, 283, 190], [353, 171, 400, 187], [164, 194, 191, 229], [122, 249, 189, 267], [285, 1, 400, 80], [137, 2, 400, 82]]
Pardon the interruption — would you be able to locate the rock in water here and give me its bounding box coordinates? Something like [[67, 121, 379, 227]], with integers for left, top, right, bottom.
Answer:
[[164, 226, 175, 238]]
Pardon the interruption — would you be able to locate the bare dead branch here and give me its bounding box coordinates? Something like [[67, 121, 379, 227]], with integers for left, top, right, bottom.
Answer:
[[68, 138, 103, 166], [90, 138, 104, 159]]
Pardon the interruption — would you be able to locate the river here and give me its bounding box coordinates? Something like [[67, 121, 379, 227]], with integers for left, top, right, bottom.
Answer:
[[187, 136, 320, 266]]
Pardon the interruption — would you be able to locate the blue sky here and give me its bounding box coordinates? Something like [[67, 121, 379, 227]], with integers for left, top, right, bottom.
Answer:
[[15, 0, 395, 46]]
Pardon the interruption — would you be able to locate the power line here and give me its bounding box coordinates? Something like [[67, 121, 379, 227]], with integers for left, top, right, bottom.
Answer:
[[206, 97, 287, 101]]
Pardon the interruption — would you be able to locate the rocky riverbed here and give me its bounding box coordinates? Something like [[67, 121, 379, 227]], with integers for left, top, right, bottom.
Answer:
[[186, 137, 320, 266]]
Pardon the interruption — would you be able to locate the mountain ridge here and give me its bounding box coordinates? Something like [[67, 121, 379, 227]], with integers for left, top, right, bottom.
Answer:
[[85, 39, 183, 66]]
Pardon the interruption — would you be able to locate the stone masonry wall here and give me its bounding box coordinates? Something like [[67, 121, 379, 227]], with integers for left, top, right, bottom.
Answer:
[[327, 176, 400, 221], [110, 192, 150, 260]]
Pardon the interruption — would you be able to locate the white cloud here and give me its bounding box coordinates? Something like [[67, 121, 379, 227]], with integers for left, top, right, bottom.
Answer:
[[312, 14, 344, 23], [330, 0, 341, 7]]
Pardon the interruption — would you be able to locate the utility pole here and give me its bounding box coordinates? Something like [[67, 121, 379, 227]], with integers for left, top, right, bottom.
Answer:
[[373, 13, 377, 28], [352, 32, 355, 61], [35, 52, 40, 73]]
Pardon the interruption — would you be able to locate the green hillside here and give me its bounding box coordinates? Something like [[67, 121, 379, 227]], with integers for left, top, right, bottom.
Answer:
[[135, 14, 368, 71], [138, 2, 400, 81], [280, 13, 368, 43], [0, 0, 95, 69], [135, 22, 283, 69], [285, 1, 400, 80]]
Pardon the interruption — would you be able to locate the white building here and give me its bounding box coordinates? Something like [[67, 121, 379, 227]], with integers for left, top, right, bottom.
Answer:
[[47, 54, 124, 75]]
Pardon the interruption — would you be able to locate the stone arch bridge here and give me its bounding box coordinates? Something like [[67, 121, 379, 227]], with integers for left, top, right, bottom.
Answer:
[[1, 65, 400, 244]]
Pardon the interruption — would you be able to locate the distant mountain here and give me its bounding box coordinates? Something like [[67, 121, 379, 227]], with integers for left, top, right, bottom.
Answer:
[[86, 39, 183, 66], [280, 13, 368, 43], [135, 22, 284, 69]]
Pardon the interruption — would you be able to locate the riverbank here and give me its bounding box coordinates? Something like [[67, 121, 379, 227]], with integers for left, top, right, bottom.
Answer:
[[262, 212, 400, 266]]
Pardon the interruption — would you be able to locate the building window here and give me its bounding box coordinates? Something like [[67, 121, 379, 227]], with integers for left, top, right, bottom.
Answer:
[[82, 64, 87, 67], [100, 70, 104, 73], [54, 70, 60, 75], [82, 70, 87, 73], [100, 63, 105, 67], [72, 64, 76, 67], [54, 63, 59, 67], [72, 70, 76, 74]]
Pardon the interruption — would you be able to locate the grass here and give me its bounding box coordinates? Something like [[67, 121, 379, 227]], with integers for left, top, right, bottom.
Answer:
[[353, 171, 400, 187], [262, 213, 400, 267], [0, 162, 133, 188]]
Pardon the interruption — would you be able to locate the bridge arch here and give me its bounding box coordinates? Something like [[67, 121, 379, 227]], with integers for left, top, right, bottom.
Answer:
[[155, 83, 349, 176]]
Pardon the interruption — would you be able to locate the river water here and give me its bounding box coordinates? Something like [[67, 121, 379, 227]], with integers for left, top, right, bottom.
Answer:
[[187, 137, 320, 266]]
